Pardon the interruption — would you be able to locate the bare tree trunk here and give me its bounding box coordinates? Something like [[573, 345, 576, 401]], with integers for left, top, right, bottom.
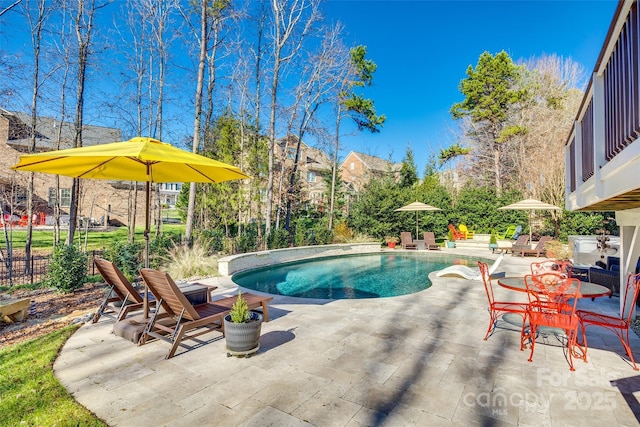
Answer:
[[266, 0, 318, 244], [185, 0, 208, 243], [67, 0, 97, 246], [24, 0, 49, 272]]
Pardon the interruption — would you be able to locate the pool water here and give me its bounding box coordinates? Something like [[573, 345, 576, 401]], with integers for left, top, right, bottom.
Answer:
[[232, 252, 481, 299]]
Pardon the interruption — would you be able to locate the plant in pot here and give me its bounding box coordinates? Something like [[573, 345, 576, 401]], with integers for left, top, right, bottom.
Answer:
[[489, 231, 498, 252], [384, 235, 399, 249], [223, 292, 263, 357], [446, 228, 456, 248]]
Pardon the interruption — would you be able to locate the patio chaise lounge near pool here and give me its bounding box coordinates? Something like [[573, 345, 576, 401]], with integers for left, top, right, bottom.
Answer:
[[435, 254, 505, 280], [139, 268, 273, 359]]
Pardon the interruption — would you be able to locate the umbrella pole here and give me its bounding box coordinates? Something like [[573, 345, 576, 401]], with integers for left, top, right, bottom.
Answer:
[[416, 211, 419, 240], [143, 181, 150, 318]]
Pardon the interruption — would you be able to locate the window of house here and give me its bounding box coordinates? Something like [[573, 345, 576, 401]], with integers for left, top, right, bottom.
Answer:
[[60, 189, 71, 207], [350, 162, 355, 170], [48, 188, 71, 207], [14, 187, 27, 207], [306, 171, 316, 182], [287, 148, 296, 160]]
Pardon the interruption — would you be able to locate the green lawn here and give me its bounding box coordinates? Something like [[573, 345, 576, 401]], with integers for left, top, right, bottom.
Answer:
[[2, 224, 186, 252], [0, 325, 106, 426]]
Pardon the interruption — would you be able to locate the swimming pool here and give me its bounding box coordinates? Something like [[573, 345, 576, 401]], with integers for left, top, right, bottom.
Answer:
[[232, 252, 482, 299]]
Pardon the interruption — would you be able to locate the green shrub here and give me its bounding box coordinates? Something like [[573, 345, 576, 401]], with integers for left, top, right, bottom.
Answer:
[[45, 245, 88, 293], [197, 229, 225, 252], [267, 228, 289, 249], [102, 240, 143, 281]]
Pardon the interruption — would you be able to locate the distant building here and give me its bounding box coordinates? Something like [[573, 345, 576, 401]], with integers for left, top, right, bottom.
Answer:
[[275, 135, 332, 209], [157, 182, 182, 208], [339, 151, 401, 193], [0, 108, 148, 227]]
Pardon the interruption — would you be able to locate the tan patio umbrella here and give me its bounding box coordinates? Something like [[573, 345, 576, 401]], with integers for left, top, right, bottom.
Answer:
[[12, 136, 250, 317], [498, 198, 561, 242], [395, 201, 441, 240]]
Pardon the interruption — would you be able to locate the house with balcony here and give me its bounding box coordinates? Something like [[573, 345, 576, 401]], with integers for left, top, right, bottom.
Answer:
[[565, 0, 640, 311]]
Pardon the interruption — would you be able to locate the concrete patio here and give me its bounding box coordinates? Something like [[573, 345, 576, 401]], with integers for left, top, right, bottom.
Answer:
[[54, 248, 640, 426]]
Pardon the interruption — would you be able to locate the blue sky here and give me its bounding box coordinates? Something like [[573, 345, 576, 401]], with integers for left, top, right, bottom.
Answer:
[[1, 0, 619, 176], [322, 0, 618, 174]]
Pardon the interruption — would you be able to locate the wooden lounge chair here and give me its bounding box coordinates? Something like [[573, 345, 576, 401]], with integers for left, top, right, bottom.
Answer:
[[517, 236, 553, 258], [507, 234, 531, 256], [400, 232, 417, 250], [422, 232, 441, 250], [139, 268, 273, 359], [92, 258, 150, 323]]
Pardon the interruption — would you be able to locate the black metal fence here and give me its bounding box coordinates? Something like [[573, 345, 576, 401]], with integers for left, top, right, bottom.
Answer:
[[0, 250, 103, 288]]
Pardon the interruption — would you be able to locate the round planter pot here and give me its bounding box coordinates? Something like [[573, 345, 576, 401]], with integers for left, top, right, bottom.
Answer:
[[446, 241, 456, 248], [387, 242, 396, 249], [223, 311, 263, 357]]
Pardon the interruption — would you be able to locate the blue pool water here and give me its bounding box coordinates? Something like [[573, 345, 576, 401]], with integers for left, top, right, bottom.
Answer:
[[232, 252, 481, 299]]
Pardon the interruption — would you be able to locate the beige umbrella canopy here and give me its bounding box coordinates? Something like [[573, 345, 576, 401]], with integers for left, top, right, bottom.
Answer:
[[498, 198, 561, 241], [395, 201, 441, 240]]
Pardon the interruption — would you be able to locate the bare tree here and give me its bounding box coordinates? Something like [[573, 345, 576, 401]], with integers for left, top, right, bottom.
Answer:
[[264, 0, 319, 243], [0, 0, 22, 17], [22, 0, 51, 271], [66, 0, 102, 245], [282, 25, 343, 231]]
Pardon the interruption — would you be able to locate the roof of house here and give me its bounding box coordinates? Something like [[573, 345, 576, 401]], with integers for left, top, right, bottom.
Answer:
[[277, 135, 331, 171], [341, 151, 401, 172], [1, 109, 122, 151]]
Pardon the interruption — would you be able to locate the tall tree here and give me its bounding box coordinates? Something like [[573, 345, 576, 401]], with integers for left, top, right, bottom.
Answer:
[[264, 0, 319, 243], [281, 24, 342, 231], [66, 0, 102, 245], [328, 44, 386, 229], [399, 146, 418, 188], [23, 0, 51, 271], [450, 51, 528, 197], [185, 0, 224, 242]]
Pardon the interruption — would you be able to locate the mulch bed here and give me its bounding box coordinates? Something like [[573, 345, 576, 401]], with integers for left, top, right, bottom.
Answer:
[[0, 283, 107, 347]]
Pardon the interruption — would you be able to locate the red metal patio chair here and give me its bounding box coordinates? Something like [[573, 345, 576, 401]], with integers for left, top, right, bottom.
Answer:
[[577, 273, 640, 370], [523, 274, 583, 371], [478, 261, 528, 340]]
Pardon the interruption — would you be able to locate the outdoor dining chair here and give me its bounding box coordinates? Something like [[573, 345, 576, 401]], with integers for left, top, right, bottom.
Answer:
[[577, 273, 640, 370], [478, 261, 528, 340], [523, 274, 583, 371]]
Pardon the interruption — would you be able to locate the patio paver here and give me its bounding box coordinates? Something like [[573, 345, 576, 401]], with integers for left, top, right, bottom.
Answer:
[[54, 248, 640, 426]]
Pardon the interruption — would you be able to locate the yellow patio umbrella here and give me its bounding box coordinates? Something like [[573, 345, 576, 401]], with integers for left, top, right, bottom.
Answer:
[[12, 136, 251, 317], [395, 201, 441, 240]]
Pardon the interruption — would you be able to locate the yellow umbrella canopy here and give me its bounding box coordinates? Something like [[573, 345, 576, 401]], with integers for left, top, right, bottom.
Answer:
[[11, 136, 250, 183], [12, 136, 250, 318], [395, 201, 441, 240]]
